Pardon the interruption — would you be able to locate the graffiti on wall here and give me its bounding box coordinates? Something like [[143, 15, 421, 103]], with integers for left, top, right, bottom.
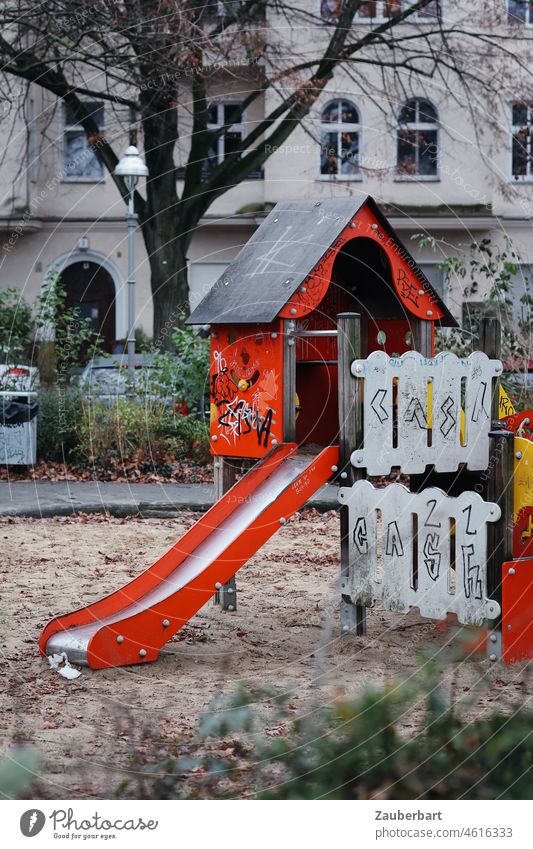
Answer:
[[210, 327, 282, 457]]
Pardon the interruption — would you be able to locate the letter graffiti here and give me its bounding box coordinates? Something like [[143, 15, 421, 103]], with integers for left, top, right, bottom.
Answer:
[[404, 397, 427, 429], [353, 517, 368, 554], [370, 389, 389, 423], [472, 381, 489, 422], [439, 396, 457, 437], [423, 533, 441, 581], [397, 268, 420, 308], [218, 397, 274, 447], [461, 543, 482, 599], [385, 521, 404, 557]]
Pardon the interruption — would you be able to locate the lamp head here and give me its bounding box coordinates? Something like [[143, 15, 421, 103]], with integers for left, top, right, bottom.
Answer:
[[114, 145, 148, 190]]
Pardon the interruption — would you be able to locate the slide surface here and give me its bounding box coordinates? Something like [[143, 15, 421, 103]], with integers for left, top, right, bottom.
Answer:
[[39, 443, 338, 669]]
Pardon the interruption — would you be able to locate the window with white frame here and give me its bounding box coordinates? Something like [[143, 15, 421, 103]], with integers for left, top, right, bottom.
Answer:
[[396, 98, 439, 178], [512, 101, 533, 180], [319, 99, 360, 179], [63, 101, 104, 180], [508, 1, 533, 25], [320, 0, 439, 22], [202, 102, 263, 180]]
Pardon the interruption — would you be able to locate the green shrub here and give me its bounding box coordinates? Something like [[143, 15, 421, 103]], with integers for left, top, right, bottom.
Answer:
[[126, 658, 533, 800], [75, 397, 209, 465], [0, 288, 34, 362], [0, 749, 39, 799], [37, 387, 84, 461]]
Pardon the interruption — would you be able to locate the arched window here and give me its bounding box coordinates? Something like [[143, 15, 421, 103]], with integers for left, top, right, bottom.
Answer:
[[320, 99, 361, 179], [397, 98, 439, 178]]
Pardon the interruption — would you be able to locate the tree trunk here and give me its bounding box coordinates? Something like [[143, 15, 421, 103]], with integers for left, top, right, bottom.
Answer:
[[143, 220, 191, 350], [140, 91, 191, 351]]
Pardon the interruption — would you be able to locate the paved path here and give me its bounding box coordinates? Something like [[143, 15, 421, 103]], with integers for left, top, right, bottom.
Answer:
[[0, 479, 339, 518]]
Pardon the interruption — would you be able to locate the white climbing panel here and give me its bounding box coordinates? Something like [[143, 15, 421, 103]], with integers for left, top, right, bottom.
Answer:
[[338, 480, 501, 626], [350, 350, 502, 475]]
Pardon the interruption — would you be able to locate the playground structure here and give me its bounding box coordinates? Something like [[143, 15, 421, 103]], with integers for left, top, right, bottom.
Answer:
[[39, 196, 533, 668]]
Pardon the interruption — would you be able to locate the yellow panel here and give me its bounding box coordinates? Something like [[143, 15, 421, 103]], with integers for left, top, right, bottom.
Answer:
[[499, 386, 516, 419], [514, 435, 533, 518]]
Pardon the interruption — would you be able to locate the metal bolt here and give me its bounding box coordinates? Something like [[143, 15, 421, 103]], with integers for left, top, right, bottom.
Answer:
[[288, 339, 295, 346], [509, 567, 516, 575], [290, 308, 297, 315], [342, 625, 350, 632], [116, 635, 124, 644], [340, 471, 348, 479], [162, 619, 170, 628], [300, 286, 307, 293], [357, 456, 363, 463], [371, 223, 379, 231], [427, 310, 433, 317], [350, 221, 356, 228], [508, 624, 512, 630], [227, 587, 234, 595], [516, 451, 523, 459], [314, 201, 321, 207], [227, 604, 235, 611], [354, 363, 363, 373], [271, 332, 278, 339], [214, 462, 221, 469], [524, 417, 531, 425], [279, 517, 287, 524], [211, 331, 217, 338], [272, 438, 278, 445], [489, 653, 497, 662], [215, 581, 222, 589], [331, 465, 338, 472], [490, 633, 497, 643], [139, 649, 147, 658], [211, 434, 218, 442], [274, 217, 279, 222], [418, 289, 425, 296], [284, 278, 291, 285]]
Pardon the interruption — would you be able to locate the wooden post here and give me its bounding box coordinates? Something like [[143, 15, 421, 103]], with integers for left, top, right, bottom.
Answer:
[[213, 456, 237, 610], [283, 319, 296, 442], [337, 312, 366, 635], [411, 319, 433, 357], [480, 316, 513, 655]]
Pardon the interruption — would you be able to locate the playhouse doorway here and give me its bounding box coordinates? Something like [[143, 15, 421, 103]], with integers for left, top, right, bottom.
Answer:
[[295, 237, 411, 447]]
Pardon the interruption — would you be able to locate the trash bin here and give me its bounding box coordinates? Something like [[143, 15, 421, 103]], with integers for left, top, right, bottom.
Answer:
[[0, 365, 39, 465]]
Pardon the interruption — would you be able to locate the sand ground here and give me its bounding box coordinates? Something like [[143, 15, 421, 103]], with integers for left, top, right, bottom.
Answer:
[[1, 510, 531, 798]]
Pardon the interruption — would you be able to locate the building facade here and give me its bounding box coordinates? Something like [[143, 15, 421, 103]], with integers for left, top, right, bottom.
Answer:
[[1, 0, 532, 351]]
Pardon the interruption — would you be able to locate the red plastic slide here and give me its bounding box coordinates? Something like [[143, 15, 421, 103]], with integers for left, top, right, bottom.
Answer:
[[39, 443, 339, 669]]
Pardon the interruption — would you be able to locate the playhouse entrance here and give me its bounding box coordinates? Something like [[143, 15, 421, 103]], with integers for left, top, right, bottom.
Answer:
[[295, 238, 413, 447]]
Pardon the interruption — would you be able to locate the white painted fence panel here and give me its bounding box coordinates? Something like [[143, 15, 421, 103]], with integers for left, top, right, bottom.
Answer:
[[338, 480, 501, 626], [350, 351, 501, 475]]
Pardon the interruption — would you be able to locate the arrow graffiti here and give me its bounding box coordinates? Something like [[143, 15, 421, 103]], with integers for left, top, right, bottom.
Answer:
[[404, 397, 427, 429], [370, 389, 389, 424], [439, 396, 457, 437], [423, 533, 441, 581]]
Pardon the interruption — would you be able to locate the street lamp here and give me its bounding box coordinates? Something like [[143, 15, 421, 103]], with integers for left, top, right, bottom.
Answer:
[[114, 145, 148, 372]]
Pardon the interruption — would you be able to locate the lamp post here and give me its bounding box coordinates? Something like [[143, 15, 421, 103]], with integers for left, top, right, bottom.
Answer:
[[114, 145, 148, 373]]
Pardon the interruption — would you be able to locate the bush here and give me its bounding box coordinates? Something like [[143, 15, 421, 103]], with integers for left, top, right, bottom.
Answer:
[[125, 657, 533, 800], [37, 387, 84, 462], [0, 288, 34, 362], [75, 397, 209, 466]]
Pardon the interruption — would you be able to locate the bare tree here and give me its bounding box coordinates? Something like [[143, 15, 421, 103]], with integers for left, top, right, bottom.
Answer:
[[0, 1, 529, 346]]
